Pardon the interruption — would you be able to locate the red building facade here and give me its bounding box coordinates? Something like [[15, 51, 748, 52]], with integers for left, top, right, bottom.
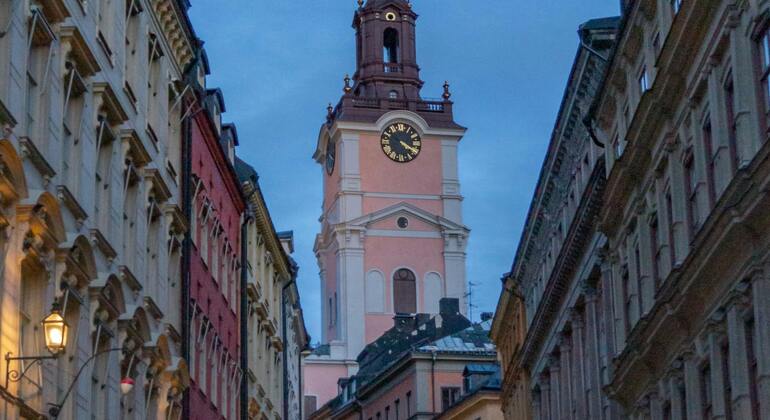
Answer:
[[184, 54, 246, 419]]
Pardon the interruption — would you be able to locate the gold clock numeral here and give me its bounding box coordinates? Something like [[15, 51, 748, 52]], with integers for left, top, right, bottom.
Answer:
[[397, 123, 405, 131], [383, 145, 392, 153], [389, 151, 397, 159]]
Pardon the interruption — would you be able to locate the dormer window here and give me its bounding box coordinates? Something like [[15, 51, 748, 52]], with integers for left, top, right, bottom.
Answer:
[[383, 28, 399, 63]]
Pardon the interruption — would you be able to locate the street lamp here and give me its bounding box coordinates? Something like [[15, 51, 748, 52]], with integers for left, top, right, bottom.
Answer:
[[41, 301, 68, 355], [4, 301, 66, 389]]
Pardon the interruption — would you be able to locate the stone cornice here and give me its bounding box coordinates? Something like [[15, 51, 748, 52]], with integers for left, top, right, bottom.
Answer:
[[150, 0, 195, 72], [520, 159, 606, 369]]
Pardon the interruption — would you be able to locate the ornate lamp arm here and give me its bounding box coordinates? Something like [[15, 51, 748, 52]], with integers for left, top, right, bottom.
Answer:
[[48, 347, 124, 419], [4, 352, 57, 389]]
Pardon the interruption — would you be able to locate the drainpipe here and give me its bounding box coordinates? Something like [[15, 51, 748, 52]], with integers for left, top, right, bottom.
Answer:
[[281, 265, 298, 419], [431, 350, 437, 414], [240, 209, 254, 420], [180, 84, 193, 420]]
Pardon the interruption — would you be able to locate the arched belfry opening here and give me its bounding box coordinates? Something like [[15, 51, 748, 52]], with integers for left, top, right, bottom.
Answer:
[[383, 28, 399, 63]]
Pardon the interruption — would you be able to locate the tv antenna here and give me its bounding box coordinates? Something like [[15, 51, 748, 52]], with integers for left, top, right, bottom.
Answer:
[[465, 281, 479, 321]]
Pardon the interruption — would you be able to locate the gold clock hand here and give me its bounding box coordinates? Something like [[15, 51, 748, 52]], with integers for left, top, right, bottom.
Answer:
[[400, 141, 418, 154]]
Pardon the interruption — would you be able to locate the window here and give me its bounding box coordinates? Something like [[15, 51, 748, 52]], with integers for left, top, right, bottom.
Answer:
[[678, 381, 688, 420], [702, 119, 716, 206], [406, 392, 412, 417], [95, 118, 115, 237], [124, 0, 142, 102], [393, 269, 417, 314], [759, 27, 770, 117], [663, 401, 672, 420], [385, 406, 390, 420], [721, 342, 732, 420], [389, 90, 399, 99], [395, 399, 400, 420], [671, 0, 682, 14], [97, 0, 115, 61], [639, 67, 650, 93], [622, 265, 632, 333], [650, 214, 661, 287], [724, 74, 739, 173], [441, 387, 461, 411], [746, 318, 759, 420], [684, 151, 699, 236], [383, 28, 399, 63], [700, 362, 712, 419], [665, 188, 676, 266], [634, 242, 643, 314]]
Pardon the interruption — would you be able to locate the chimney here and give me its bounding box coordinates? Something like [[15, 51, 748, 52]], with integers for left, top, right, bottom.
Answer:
[[439, 298, 459, 316], [480, 312, 493, 322]]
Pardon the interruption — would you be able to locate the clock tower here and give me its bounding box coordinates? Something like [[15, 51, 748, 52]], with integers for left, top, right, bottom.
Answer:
[[304, 0, 469, 409]]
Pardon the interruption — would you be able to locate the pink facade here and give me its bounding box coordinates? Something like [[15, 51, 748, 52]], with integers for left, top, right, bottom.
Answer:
[[187, 93, 245, 419], [305, 1, 469, 414]]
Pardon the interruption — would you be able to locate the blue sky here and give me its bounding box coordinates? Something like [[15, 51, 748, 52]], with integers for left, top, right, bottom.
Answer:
[[188, 0, 620, 342]]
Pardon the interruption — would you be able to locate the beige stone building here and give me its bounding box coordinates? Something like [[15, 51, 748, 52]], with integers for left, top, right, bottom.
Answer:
[[0, 0, 194, 418], [496, 1, 770, 419], [590, 0, 770, 418], [238, 160, 309, 420]]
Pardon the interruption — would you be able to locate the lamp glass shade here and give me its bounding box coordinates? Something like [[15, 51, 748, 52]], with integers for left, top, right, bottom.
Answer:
[[42, 310, 68, 354]]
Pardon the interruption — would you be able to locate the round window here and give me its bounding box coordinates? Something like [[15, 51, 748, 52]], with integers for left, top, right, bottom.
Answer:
[[397, 217, 409, 229]]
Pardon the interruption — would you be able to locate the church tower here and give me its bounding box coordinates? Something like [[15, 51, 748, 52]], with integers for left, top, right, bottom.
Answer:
[[304, 0, 469, 409]]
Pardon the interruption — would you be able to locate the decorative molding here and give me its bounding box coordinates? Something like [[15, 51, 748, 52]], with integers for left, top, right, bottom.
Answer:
[[150, 0, 195, 71], [60, 25, 100, 77], [93, 82, 129, 125], [144, 168, 172, 203], [89, 228, 117, 262], [18, 137, 55, 185], [121, 129, 152, 168], [56, 184, 87, 226]]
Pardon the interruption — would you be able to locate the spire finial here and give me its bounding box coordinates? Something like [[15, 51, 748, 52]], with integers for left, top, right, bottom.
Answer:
[[326, 103, 334, 122], [442, 81, 451, 100], [357, 0, 364, 8], [343, 74, 352, 93]]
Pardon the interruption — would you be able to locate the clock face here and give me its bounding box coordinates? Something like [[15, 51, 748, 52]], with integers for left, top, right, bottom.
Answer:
[[381, 123, 421, 163], [325, 138, 336, 175]]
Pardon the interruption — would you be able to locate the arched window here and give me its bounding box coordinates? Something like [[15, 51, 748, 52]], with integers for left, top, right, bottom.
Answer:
[[383, 28, 399, 63], [389, 90, 399, 99], [393, 269, 416, 314]]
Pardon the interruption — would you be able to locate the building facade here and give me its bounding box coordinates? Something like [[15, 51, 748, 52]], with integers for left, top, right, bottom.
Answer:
[[0, 0, 194, 418], [309, 299, 498, 420], [496, 1, 770, 420], [304, 0, 469, 410], [490, 275, 530, 420], [434, 364, 504, 420], [590, 0, 770, 418], [237, 160, 309, 420], [493, 16, 619, 420], [184, 53, 246, 419]]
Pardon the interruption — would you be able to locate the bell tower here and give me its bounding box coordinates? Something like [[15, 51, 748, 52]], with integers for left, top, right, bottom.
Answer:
[[303, 0, 470, 411], [352, 0, 423, 100]]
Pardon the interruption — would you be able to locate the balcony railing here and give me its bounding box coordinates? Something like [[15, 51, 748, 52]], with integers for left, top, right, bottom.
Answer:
[[332, 96, 448, 121], [383, 63, 402, 73]]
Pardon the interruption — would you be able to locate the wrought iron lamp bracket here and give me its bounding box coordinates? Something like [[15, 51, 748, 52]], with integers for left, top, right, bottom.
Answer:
[[4, 352, 57, 389]]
